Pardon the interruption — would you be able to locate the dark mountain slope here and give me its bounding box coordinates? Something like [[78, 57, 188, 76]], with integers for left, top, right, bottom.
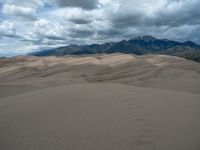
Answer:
[[30, 36, 200, 62]]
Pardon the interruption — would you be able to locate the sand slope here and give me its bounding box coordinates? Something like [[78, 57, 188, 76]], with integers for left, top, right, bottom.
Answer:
[[0, 54, 200, 150], [0, 83, 200, 150]]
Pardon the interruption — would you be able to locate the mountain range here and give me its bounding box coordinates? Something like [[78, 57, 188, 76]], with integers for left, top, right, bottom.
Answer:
[[30, 35, 200, 62]]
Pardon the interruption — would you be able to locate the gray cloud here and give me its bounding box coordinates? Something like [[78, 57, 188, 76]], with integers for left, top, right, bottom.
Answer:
[[69, 18, 93, 24], [70, 29, 94, 38], [55, 0, 99, 9], [108, 0, 200, 28]]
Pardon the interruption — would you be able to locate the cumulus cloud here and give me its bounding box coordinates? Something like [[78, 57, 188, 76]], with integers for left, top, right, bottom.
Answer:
[[0, 21, 16, 37], [17, 18, 68, 46], [2, 4, 36, 20], [53, 8, 95, 24], [34, 19, 67, 40]]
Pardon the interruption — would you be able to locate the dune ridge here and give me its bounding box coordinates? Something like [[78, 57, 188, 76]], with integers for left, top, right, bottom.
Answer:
[[0, 54, 200, 97]]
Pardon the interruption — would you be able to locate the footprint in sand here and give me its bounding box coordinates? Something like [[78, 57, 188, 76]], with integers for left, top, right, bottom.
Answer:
[[135, 127, 156, 149], [120, 99, 126, 103], [143, 112, 150, 116], [128, 107, 134, 111], [141, 128, 152, 134], [135, 117, 145, 122], [119, 96, 137, 116], [135, 138, 155, 146], [127, 103, 132, 106]]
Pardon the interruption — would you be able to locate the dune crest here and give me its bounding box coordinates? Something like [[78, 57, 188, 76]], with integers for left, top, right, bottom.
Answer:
[[0, 54, 200, 96]]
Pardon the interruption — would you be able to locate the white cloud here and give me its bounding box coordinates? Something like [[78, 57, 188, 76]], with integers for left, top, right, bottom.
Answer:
[[0, 21, 16, 37], [55, 8, 95, 24], [33, 19, 67, 40], [4, 0, 44, 8], [17, 18, 69, 47], [2, 4, 36, 19]]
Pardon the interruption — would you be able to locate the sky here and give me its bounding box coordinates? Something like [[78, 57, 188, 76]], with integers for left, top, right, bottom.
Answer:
[[0, 0, 200, 56]]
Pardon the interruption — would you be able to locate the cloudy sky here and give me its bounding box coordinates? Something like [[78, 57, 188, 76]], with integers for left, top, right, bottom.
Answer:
[[0, 0, 200, 56]]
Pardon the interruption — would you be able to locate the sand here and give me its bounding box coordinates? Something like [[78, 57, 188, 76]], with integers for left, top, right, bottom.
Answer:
[[0, 54, 200, 150]]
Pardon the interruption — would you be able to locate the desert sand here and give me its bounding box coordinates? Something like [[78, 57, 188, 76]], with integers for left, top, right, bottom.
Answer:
[[0, 54, 200, 150]]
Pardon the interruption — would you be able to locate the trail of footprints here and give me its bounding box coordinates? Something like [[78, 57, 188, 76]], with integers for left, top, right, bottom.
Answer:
[[118, 94, 161, 150], [100, 85, 162, 149]]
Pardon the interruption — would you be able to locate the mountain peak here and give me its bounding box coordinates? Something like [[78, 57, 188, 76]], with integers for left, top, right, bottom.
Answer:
[[183, 41, 197, 46]]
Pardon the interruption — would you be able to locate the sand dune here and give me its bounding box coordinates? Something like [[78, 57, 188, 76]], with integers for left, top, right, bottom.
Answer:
[[0, 54, 200, 96], [0, 54, 200, 150]]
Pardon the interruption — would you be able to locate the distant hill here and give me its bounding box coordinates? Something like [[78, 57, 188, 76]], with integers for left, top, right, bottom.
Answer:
[[30, 36, 200, 62]]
